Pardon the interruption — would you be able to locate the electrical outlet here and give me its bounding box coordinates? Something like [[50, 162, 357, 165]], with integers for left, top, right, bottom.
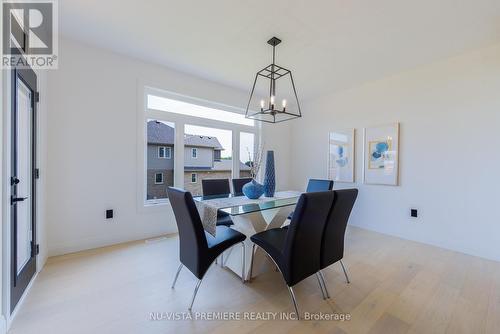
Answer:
[[106, 209, 114, 219], [410, 209, 418, 218]]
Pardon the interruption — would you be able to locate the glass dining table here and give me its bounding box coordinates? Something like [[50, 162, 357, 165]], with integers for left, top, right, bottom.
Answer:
[[193, 191, 301, 281]]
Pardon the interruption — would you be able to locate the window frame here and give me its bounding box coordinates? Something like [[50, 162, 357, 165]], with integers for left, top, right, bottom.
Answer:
[[191, 173, 197, 183], [158, 146, 172, 159], [154, 172, 164, 184], [191, 148, 197, 159], [139, 85, 261, 208]]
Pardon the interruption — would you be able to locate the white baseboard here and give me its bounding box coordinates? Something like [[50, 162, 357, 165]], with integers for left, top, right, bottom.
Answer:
[[48, 228, 176, 257]]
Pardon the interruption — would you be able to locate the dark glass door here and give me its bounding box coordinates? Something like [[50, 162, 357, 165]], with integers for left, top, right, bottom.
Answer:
[[10, 66, 38, 312]]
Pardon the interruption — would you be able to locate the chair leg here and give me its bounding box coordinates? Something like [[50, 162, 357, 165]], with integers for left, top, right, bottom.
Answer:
[[318, 270, 330, 299], [339, 260, 350, 284], [241, 242, 246, 283], [316, 273, 327, 300], [249, 243, 256, 282], [171, 264, 183, 289], [256, 247, 300, 319], [188, 279, 203, 311], [287, 286, 300, 320]]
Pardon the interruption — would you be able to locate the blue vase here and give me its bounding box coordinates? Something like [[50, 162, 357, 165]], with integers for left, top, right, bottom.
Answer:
[[242, 180, 264, 199], [263, 150, 276, 197]]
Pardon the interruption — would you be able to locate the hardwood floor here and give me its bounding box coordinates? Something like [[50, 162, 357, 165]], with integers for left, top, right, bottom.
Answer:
[[8, 226, 500, 334]]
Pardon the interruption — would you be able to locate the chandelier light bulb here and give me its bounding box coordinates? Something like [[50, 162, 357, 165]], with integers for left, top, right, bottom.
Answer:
[[260, 100, 265, 109], [282, 99, 287, 108]]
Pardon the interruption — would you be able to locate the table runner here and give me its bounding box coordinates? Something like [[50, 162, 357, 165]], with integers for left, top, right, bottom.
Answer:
[[195, 191, 300, 236]]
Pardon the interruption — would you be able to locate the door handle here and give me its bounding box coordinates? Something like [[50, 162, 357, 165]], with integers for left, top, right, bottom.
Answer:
[[11, 196, 28, 205]]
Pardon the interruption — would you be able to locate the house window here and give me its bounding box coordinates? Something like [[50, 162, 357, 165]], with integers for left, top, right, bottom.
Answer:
[[191, 173, 197, 183], [191, 148, 197, 158], [155, 173, 164, 184], [214, 150, 221, 162], [158, 146, 171, 159]]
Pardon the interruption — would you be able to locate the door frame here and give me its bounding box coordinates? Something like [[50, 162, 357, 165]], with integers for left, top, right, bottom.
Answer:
[[9, 64, 38, 313]]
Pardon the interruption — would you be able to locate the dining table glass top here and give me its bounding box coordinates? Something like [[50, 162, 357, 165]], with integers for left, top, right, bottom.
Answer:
[[193, 191, 301, 216]]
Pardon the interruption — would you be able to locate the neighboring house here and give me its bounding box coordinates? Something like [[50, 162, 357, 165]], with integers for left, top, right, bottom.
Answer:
[[147, 121, 251, 199]]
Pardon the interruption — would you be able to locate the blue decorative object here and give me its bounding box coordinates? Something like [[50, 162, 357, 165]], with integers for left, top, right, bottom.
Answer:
[[242, 179, 264, 199], [263, 150, 276, 197]]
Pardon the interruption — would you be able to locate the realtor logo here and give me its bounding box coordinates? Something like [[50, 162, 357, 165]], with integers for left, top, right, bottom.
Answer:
[[2, 0, 58, 69]]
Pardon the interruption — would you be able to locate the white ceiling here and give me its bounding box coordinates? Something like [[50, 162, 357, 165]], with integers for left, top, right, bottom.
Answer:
[[60, 0, 500, 100]]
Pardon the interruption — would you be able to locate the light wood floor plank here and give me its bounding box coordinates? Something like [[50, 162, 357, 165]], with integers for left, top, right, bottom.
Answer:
[[8, 226, 500, 334]]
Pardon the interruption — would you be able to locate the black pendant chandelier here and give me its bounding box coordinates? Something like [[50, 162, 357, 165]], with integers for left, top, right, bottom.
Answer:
[[245, 37, 302, 123]]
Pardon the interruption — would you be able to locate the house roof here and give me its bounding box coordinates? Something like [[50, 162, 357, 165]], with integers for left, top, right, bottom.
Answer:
[[147, 121, 223, 149], [147, 121, 175, 145], [185, 160, 251, 172], [184, 134, 224, 150]]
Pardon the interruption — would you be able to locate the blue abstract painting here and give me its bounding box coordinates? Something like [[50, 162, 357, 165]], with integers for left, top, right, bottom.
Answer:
[[328, 130, 354, 182], [369, 140, 392, 169]]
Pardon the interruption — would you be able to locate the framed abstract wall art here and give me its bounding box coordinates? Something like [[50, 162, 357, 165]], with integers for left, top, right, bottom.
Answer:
[[328, 129, 355, 183], [363, 123, 400, 185]]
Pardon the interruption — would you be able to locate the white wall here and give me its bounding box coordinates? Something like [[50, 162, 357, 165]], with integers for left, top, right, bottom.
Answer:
[[46, 38, 291, 256], [291, 43, 500, 261]]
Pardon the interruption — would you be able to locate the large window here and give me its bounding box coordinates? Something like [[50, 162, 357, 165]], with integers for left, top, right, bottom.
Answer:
[[147, 93, 254, 126], [143, 87, 259, 204]]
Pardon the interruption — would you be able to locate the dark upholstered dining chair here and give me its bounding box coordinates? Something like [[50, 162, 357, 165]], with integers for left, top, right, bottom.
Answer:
[[286, 179, 334, 221], [201, 179, 233, 227], [167, 187, 246, 311], [249, 191, 335, 319], [317, 189, 358, 299], [202, 178, 231, 196], [232, 178, 253, 196], [306, 179, 334, 193]]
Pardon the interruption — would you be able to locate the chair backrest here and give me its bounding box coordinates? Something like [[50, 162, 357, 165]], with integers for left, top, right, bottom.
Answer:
[[232, 178, 253, 196], [320, 189, 358, 269], [306, 179, 334, 193], [282, 191, 335, 286], [167, 187, 208, 277], [202, 178, 230, 196]]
